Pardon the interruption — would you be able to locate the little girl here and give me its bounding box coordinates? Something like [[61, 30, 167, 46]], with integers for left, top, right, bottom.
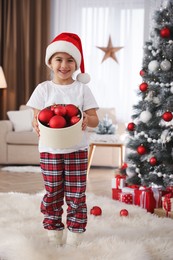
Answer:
[[26, 32, 99, 247]]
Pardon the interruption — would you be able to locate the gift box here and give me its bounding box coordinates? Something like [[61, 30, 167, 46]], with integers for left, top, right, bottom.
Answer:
[[112, 188, 121, 200], [161, 190, 170, 197], [120, 186, 139, 205], [127, 184, 139, 189], [112, 174, 126, 189], [134, 187, 162, 213], [162, 193, 173, 214], [119, 193, 133, 204], [168, 211, 173, 219], [122, 186, 138, 194], [154, 208, 168, 218], [166, 186, 173, 194], [154, 208, 173, 219]]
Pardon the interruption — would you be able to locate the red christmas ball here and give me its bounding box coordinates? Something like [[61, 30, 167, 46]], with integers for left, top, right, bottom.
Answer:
[[139, 82, 148, 92], [160, 27, 171, 38], [120, 209, 129, 217], [66, 104, 79, 117], [49, 115, 66, 128], [54, 105, 67, 116], [162, 111, 173, 122], [38, 108, 54, 124], [140, 70, 145, 76], [121, 162, 128, 170], [90, 206, 102, 216], [127, 122, 135, 131], [149, 157, 157, 166], [137, 145, 147, 155], [70, 115, 80, 125]]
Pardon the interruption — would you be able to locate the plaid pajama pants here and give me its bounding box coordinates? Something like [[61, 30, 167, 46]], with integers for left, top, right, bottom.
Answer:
[[40, 149, 88, 233]]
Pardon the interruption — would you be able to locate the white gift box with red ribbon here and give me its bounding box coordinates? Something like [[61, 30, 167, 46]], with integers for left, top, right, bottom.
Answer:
[[111, 175, 126, 189]]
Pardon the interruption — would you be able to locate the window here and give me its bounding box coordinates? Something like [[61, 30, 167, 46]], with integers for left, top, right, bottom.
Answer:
[[51, 0, 145, 123]]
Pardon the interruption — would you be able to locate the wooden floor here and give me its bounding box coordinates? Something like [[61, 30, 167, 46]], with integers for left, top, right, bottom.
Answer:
[[0, 166, 116, 198]]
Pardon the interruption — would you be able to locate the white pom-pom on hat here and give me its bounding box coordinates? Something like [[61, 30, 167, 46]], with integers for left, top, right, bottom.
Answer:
[[45, 32, 90, 84], [76, 73, 90, 84]]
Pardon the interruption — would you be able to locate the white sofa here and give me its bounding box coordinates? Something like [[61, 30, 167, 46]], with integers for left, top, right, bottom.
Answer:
[[0, 105, 39, 165], [0, 105, 126, 166]]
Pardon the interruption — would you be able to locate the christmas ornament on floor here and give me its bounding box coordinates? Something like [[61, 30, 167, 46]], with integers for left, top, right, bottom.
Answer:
[[120, 209, 129, 217], [96, 114, 117, 134], [123, 0, 173, 188], [90, 206, 102, 216]]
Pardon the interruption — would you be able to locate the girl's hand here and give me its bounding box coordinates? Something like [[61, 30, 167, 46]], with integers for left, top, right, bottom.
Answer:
[[82, 109, 99, 131]]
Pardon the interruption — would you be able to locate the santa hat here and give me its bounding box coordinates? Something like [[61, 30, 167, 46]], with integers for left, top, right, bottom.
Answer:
[[45, 32, 90, 84]]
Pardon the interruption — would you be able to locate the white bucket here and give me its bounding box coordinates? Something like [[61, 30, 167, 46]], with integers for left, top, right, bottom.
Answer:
[[38, 108, 83, 149]]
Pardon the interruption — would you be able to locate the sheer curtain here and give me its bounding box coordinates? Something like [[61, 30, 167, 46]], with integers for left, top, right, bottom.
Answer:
[[51, 0, 161, 123]]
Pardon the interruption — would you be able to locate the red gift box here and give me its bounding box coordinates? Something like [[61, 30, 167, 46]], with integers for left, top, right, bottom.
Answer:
[[127, 184, 139, 189], [161, 190, 170, 197], [112, 188, 121, 200], [121, 186, 138, 205], [134, 187, 162, 213], [119, 193, 133, 204], [166, 186, 173, 194], [162, 193, 173, 216]]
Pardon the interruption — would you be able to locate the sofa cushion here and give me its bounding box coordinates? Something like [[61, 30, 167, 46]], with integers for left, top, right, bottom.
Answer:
[[6, 131, 38, 145], [7, 109, 34, 132], [19, 105, 31, 111]]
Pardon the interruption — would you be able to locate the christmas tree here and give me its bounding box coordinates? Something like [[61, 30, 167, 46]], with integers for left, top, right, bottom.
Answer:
[[96, 114, 116, 134], [125, 0, 173, 188]]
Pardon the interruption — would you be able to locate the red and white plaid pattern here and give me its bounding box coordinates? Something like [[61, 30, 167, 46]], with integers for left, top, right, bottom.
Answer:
[[40, 150, 88, 233]]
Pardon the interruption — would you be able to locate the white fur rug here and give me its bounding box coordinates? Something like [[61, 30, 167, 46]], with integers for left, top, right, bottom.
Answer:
[[0, 192, 172, 260], [1, 166, 41, 173]]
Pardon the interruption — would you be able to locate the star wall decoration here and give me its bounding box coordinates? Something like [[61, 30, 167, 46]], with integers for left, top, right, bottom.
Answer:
[[97, 36, 124, 63]]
